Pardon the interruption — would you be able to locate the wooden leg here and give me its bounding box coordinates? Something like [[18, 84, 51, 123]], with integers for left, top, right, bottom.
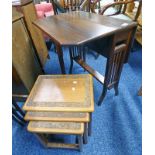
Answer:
[[12, 107, 26, 126], [97, 85, 107, 106], [138, 86, 142, 96], [78, 135, 83, 152], [88, 113, 92, 136], [12, 99, 25, 117], [83, 46, 86, 72], [83, 123, 88, 144], [75, 135, 78, 144], [82, 46, 86, 62], [35, 133, 48, 148], [12, 115, 25, 126], [114, 83, 119, 96], [69, 47, 73, 74], [12, 107, 25, 122], [56, 44, 66, 74], [36, 133, 80, 150]]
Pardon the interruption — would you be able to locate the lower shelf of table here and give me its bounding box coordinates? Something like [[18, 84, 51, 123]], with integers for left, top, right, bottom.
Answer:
[[28, 121, 84, 135]]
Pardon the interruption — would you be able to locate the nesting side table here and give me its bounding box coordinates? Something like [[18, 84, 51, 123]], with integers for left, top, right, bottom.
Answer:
[[23, 74, 94, 151]]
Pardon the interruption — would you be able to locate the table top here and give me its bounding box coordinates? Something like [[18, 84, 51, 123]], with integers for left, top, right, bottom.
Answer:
[[23, 74, 94, 112], [33, 11, 137, 46], [25, 111, 90, 122], [12, 0, 32, 6], [28, 121, 84, 134]]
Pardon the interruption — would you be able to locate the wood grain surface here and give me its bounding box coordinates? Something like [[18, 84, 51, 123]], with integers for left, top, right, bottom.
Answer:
[[33, 11, 137, 46], [28, 121, 84, 134], [25, 111, 89, 122], [23, 74, 94, 112]]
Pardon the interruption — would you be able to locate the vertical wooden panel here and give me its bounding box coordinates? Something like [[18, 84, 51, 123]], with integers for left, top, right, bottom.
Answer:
[[12, 14, 42, 92], [13, 0, 48, 66], [18, 1, 49, 65]]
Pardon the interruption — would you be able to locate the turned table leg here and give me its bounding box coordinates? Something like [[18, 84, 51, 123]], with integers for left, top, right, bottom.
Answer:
[[56, 44, 66, 74]]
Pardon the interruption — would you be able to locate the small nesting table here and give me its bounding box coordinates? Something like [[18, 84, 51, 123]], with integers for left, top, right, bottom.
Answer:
[[28, 121, 85, 151], [23, 74, 94, 151]]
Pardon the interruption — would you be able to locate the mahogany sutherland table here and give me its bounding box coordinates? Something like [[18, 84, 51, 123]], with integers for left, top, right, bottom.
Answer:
[[33, 11, 137, 74], [33, 11, 137, 104]]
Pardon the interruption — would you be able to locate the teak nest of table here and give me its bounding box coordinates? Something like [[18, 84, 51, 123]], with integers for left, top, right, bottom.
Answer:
[[23, 74, 94, 151]]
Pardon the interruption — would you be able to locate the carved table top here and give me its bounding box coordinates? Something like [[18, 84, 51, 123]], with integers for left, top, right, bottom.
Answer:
[[23, 74, 94, 112]]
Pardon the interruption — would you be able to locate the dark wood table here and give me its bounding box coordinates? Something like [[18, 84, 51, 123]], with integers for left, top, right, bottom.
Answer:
[[33, 11, 137, 74]]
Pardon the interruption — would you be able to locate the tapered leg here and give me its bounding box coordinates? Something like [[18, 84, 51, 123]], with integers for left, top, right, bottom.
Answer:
[[35, 134, 48, 148], [78, 135, 83, 152], [56, 44, 66, 74], [114, 83, 119, 96], [83, 46, 86, 72], [12, 115, 25, 126], [97, 85, 107, 106], [12, 99, 25, 117], [88, 113, 92, 136], [69, 47, 73, 74], [83, 123, 88, 144], [83, 46, 86, 62], [138, 86, 142, 96], [12, 107, 26, 125], [75, 135, 78, 144]]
